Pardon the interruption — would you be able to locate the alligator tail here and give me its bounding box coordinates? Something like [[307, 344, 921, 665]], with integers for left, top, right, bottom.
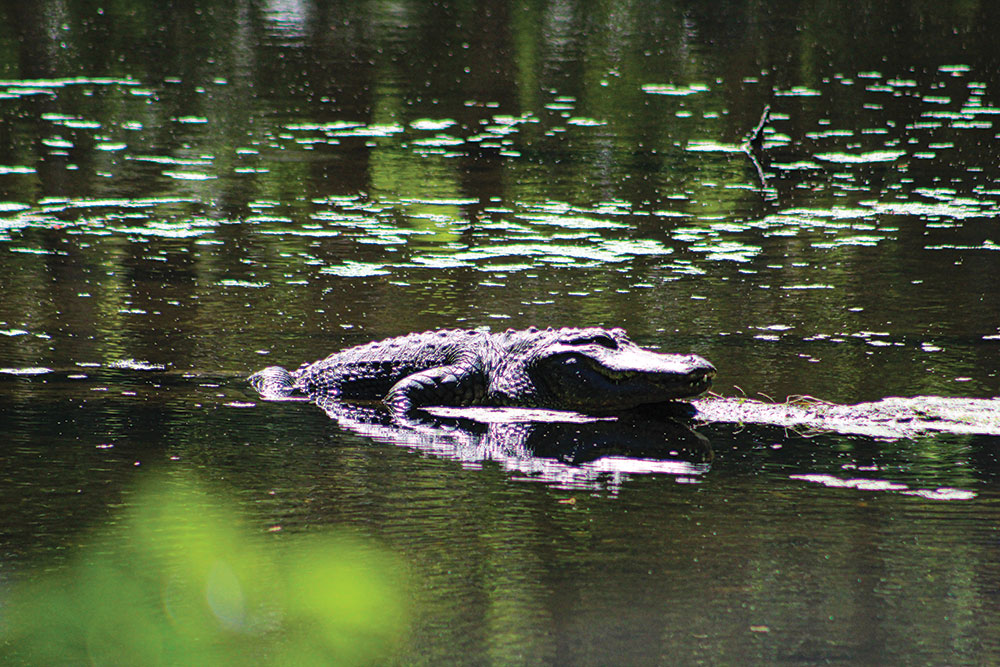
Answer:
[[248, 366, 301, 399]]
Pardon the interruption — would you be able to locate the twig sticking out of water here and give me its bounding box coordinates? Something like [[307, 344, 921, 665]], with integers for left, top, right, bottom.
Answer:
[[741, 105, 775, 201], [742, 104, 771, 149]]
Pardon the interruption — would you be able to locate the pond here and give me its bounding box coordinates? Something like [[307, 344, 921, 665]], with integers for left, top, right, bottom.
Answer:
[[2, 1, 1000, 663]]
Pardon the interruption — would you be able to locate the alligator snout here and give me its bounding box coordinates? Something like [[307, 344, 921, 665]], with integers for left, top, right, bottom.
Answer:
[[692, 358, 716, 379], [686, 357, 716, 391]]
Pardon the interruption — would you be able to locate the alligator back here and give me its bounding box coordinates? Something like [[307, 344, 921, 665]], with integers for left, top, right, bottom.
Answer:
[[292, 328, 495, 402]]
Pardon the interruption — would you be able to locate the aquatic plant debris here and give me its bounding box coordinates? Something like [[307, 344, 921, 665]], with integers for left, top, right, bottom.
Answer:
[[693, 396, 1000, 439], [813, 150, 906, 163], [108, 359, 165, 371]]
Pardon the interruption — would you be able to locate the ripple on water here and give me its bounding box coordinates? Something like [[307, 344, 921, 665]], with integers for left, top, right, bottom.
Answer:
[[0, 367, 53, 375], [790, 474, 976, 501]]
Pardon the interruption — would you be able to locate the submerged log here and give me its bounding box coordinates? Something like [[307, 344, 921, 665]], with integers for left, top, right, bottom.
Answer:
[[692, 395, 1000, 439]]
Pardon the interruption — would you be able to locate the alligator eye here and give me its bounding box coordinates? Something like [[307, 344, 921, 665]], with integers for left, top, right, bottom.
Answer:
[[567, 334, 617, 349]]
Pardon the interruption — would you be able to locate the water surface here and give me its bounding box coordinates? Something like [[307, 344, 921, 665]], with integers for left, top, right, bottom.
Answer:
[[2, 1, 1000, 663]]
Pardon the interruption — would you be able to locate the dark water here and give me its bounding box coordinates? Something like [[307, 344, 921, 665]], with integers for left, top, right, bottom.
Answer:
[[2, 1, 1000, 663]]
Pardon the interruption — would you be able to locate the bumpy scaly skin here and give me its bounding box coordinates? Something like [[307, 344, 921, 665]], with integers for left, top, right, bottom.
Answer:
[[249, 326, 715, 414]]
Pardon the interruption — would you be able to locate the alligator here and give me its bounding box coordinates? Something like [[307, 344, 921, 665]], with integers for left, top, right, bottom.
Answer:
[[249, 326, 716, 414]]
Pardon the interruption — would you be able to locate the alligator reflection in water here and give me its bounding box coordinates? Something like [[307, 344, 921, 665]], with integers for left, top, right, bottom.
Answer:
[[313, 396, 712, 490], [257, 389, 1000, 490]]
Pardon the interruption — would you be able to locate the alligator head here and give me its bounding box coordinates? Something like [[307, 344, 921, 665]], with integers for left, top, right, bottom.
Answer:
[[495, 327, 716, 413]]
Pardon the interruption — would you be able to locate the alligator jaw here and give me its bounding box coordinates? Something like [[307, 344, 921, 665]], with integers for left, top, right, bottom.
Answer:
[[605, 360, 716, 400], [540, 352, 716, 412], [676, 365, 716, 396], [590, 348, 716, 398]]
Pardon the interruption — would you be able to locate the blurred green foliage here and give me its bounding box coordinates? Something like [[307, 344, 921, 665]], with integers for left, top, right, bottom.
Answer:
[[1, 474, 410, 665]]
